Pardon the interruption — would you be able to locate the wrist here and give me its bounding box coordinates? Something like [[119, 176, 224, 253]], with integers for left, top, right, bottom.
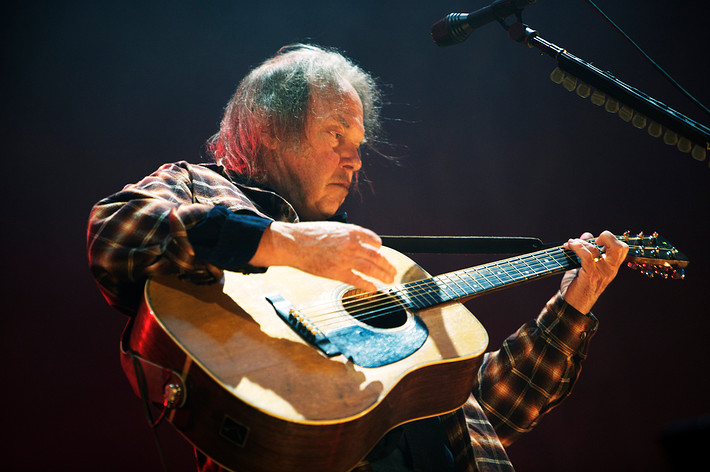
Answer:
[[248, 221, 292, 267]]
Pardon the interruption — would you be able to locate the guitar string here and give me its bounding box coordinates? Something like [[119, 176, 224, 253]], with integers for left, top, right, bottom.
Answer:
[[302, 244, 587, 330], [297, 237, 648, 331], [302, 245, 569, 319], [328, 246, 583, 329], [310, 235, 650, 330], [313, 251, 578, 331], [305, 244, 587, 328]]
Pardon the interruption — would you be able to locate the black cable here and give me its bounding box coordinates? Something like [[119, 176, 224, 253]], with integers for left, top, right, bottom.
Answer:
[[584, 0, 710, 118], [131, 351, 169, 472]]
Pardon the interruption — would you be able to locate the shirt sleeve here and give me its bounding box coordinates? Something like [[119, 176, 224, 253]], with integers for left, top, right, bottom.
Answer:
[[468, 291, 599, 446], [86, 162, 268, 315], [186, 206, 271, 271]]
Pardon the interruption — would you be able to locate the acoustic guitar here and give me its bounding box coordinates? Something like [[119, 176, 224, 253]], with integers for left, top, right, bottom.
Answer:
[[125, 232, 687, 472]]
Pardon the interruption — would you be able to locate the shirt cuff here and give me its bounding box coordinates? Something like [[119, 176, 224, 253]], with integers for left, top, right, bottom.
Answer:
[[536, 292, 599, 359], [187, 206, 271, 273]]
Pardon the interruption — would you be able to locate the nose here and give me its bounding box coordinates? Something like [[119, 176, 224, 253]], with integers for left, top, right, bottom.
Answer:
[[339, 145, 362, 172]]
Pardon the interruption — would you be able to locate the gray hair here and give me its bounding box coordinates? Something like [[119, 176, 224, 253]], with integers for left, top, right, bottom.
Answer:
[[207, 44, 383, 178]]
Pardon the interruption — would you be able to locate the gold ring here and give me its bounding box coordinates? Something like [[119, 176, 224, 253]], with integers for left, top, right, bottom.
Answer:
[[593, 257, 601, 263]]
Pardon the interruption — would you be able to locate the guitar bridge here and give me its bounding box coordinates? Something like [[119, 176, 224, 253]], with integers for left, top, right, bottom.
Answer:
[[265, 293, 341, 357]]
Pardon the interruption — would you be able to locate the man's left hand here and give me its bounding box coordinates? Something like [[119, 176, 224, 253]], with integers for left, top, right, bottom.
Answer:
[[560, 230, 629, 314]]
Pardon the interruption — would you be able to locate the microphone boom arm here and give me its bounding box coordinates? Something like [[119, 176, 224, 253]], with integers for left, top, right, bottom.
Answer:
[[509, 23, 710, 162]]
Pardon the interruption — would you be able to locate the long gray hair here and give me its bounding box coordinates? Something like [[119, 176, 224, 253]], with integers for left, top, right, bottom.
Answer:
[[206, 44, 383, 179]]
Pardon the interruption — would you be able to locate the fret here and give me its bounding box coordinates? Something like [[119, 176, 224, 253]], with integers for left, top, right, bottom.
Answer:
[[377, 234, 685, 315], [462, 267, 497, 292], [504, 258, 535, 282], [401, 280, 437, 310], [516, 255, 542, 278], [393, 245, 587, 312], [561, 249, 582, 269], [532, 251, 565, 272], [438, 273, 469, 299], [501, 259, 531, 282], [490, 262, 516, 285]]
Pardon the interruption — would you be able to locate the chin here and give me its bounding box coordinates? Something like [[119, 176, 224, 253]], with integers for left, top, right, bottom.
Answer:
[[313, 205, 342, 221]]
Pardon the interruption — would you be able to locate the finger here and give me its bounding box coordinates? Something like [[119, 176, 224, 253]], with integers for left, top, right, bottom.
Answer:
[[340, 271, 378, 293], [350, 243, 397, 281], [565, 238, 600, 265], [352, 254, 396, 284], [595, 231, 629, 267], [351, 226, 383, 249]]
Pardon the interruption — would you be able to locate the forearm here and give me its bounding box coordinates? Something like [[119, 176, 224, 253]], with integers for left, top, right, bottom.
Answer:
[[87, 163, 229, 313], [472, 291, 598, 446], [249, 221, 397, 292]]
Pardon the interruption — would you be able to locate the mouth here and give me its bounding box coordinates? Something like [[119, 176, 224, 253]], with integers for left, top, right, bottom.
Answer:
[[329, 181, 352, 190]]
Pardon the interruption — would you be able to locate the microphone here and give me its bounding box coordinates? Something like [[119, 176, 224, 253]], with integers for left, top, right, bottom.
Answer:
[[431, 0, 537, 46]]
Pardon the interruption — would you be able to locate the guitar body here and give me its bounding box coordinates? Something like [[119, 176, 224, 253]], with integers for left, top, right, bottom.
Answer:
[[130, 246, 489, 472]]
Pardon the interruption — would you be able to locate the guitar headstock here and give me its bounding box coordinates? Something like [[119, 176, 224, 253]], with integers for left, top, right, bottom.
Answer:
[[619, 231, 689, 279]]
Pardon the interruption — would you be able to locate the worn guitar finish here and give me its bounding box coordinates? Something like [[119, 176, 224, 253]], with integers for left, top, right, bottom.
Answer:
[[127, 233, 687, 472]]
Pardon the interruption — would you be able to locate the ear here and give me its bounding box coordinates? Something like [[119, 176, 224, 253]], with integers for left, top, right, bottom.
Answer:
[[260, 124, 279, 151]]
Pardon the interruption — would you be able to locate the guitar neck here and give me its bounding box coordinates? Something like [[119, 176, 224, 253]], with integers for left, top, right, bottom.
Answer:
[[399, 245, 581, 311]]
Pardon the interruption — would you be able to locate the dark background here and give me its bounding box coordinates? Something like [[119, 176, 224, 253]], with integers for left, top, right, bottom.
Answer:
[[4, 1, 709, 471]]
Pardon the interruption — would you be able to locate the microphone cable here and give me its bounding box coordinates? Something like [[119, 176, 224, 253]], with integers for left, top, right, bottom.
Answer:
[[583, 0, 710, 118]]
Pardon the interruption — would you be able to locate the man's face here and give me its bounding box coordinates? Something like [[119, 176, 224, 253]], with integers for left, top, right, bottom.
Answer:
[[264, 83, 365, 221]]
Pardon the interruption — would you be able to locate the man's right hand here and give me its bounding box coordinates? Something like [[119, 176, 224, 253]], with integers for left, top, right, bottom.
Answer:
[[249, 221, 397, 292]]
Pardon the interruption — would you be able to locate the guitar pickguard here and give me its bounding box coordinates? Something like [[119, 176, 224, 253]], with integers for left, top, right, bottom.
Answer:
[[266, 292, 429, 368]]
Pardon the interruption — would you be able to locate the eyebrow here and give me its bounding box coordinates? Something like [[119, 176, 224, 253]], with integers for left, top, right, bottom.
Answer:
[[323, 113, 364, 141], [335, 114, 350, 128]]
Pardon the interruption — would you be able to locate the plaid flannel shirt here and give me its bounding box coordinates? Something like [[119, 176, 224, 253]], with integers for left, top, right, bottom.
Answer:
[[87, 161, 599, 472]]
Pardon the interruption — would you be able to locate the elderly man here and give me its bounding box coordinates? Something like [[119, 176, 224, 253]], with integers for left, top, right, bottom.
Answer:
[[87, 44, 627, 472]]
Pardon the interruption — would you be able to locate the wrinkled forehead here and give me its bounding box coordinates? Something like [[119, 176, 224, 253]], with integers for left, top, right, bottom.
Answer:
[[308, 82, 364, 125]]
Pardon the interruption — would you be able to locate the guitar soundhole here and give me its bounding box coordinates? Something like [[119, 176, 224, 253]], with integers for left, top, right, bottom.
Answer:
[[341, 289, 407, 329]]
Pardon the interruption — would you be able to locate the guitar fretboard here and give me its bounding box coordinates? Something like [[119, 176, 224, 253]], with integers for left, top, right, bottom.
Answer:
[[400, 246, 583, 311]]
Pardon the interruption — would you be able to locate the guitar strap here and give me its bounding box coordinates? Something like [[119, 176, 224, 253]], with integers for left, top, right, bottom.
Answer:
[[401, 415, 456, 471], [119, 318, 186, 409], [380, 236, 545, 255]]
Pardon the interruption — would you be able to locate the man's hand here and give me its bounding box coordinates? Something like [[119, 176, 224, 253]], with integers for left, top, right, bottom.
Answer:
[[249, 221, 397, 292], [560, 230, 629, 314]]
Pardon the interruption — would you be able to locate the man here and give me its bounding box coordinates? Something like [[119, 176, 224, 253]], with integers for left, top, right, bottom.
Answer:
[[87, 44, 628, 472]]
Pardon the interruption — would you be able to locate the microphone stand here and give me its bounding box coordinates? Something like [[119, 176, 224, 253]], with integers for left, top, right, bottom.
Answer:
[[506, 22, 710, 164]]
